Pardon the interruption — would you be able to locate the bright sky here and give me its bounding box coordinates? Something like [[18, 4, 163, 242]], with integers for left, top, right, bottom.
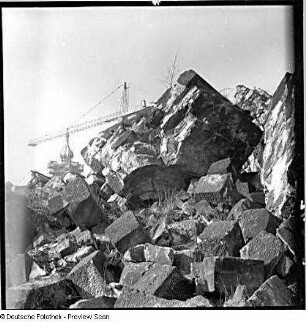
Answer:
[[3, 6, 294, 185]]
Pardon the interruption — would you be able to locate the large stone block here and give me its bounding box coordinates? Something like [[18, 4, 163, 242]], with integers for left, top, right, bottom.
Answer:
[[227, 198, 262, 221], [239, 208, 282, 242], [120, 262, 153, 287], [67, 250, 112, 298], [132, 263, 194, 300], [123, 243, 174, 266], [191, 257, 264, 295], [197, 221, 244, 258], [246, 275, 295, 307], [240, 231, 286, 277], [105, 211, 150, 254], [167, 219, 200, 246]]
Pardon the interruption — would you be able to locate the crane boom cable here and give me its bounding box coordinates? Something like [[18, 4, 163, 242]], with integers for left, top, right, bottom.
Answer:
[[69, 83, 123, 127]]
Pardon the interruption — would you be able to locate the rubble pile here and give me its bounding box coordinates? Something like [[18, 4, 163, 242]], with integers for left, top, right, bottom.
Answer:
[[5, 70, 304, 308]]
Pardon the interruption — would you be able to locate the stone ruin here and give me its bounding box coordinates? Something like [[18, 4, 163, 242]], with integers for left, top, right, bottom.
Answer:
[[4, 70, 304, 309]]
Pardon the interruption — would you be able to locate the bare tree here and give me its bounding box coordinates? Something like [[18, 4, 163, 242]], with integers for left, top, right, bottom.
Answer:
[[161, 50, 180, 89]]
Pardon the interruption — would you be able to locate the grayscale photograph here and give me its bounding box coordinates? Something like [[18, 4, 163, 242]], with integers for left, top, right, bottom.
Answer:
[[2, 2, 304, 310]]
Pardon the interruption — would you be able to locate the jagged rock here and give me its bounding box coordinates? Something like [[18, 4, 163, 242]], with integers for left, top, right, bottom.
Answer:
[[276, 216, 296, 256], [105, 211, 150, 254], [191, 257, 264, 295], [100, 182, 114, 200], [207, 158, 236, 177], [82, 70, 261, 201], [115, 288, 211, 308], [107, 194, 128, 212], [175, 190, 190, 202], [67, 250, 113, 298], [187, 178, 199, 195], [194, 173, 242, 206], [6, 275, 81, 309], [224, 284, 249, 307], [6, 253, 32, 287], [120, 262, 153, 287], [246, 275, 295, 306], [70, 296, 116, 309], [124, 243, 174, 265], [181, 198, 197, 216], [167, 219, 200, 246], [261, 73, 296, 219], [173, 248, 196, 275], [275, 255, 295, 277], [197, 221, 244, 258], [28, 262, 47, 280], [239, 172, 263, 193], [239, 208, 282, 242], [69, 228, 93, 246], [227, 198, 262, 221], [132, 263, 194, 300], [240, 231, 286, 277]]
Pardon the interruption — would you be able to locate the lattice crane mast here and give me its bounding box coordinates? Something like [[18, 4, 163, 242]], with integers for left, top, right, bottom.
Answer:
[[28, 82, 133, 147]]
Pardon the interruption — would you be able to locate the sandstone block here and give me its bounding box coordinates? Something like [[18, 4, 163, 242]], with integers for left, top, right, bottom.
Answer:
[[197, 221, 244, 258], [105, 211, 150, 254], [240, 231, 286, 277], [246, 275, 295, 306], [239, 208, 282, 242], [191, 257, 264, 295]]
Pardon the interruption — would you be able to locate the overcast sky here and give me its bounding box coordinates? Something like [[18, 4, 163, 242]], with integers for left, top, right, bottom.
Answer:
[[3, 5, 294, 185]]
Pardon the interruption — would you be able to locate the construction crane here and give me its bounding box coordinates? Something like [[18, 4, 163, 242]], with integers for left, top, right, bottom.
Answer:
[[28, 82, 141, 147]]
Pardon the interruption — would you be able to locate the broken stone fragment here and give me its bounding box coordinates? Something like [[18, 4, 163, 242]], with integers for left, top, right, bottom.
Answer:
[[123, 243, 174, 266], [227, 198, 262, 221], [194, 173, 242, 206], [6, 274, 81, 309], [276, 216, 296, 256], [132, 263, 194, 300], [64, 245, 95, 264], [6, 253, 32, 287], [167, 219, 200, 246], [69, 228, 93, 246], [239, 208, 282, 242], [115, 288, 212, 308], [224, 284, 249, 307], [28, 262, 47, 281], [246, 275, 296, 306], [67, 250, 113, 298], [105, 211, 150, 254], [240, 231, 286, 277], [207, 158, 236, 177], [197, 221, 244, 258], [100, 182, 114, 200], [247, 192, 266, 206], [69, 296, 117, 309], [191, 257, 264, 295], [275, 254, 295, 277], [120, 262, 153, 287]]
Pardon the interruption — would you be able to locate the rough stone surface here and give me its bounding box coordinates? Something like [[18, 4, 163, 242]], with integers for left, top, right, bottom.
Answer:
[[67, 250, 113, 298], [261, 73, 296, 219], [6, 275, 81, 309], [132, 263, 194, 300], [239, 208, 282, 242], [240, 231, 286, 277], [115, 288, 211, 308], [173, 248, 196, 275], [227, 198, 262, 221], [120, 262, 153, 287], [167, 219, 199, 246], [207, 158, 236, 176], [191, 257, 264, 295], [194, 173, 241, 206], [246, 275, 295, 307], [70, 296, 117, 309], [197, 221, 244, 258], [105, 211, 150, 254], [276, 216, 296, 256]]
